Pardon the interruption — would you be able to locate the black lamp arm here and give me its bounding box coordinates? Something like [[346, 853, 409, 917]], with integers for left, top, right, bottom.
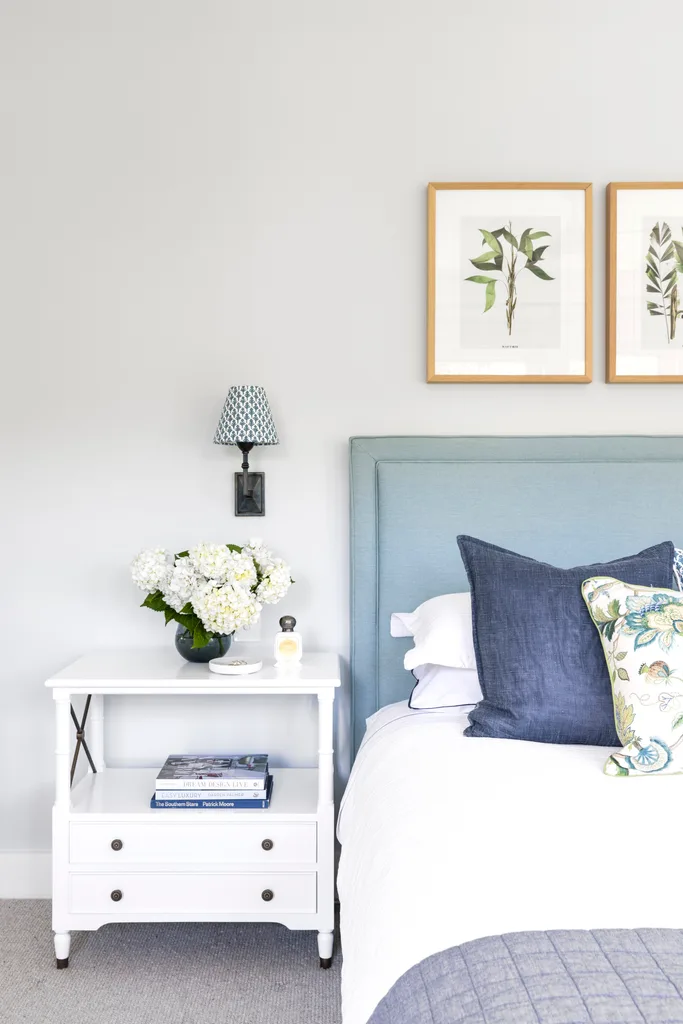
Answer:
[[237, 442, 254, 496]]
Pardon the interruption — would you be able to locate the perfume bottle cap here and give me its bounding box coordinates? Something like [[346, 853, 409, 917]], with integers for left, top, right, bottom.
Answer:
[[279, 615, 296, 632]]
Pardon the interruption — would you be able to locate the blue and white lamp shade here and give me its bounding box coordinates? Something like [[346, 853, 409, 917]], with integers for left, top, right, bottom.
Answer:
[[213, 386, 279, 446]]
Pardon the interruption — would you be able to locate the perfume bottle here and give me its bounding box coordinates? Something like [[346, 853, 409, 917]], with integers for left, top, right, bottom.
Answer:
[[274, 615, 302, 665]]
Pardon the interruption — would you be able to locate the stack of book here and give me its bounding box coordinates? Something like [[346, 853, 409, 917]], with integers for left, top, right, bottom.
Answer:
[[150, 754, 273, 809]]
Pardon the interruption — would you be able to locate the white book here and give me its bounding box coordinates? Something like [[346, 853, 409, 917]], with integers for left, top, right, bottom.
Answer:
[[155, 787, 268, 801], [155, 775, 267, 791]]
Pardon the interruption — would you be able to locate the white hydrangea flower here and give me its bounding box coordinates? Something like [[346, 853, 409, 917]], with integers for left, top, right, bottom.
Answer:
[[188, 543, 235, 584], [256, 558, 293, 605], [244, 537, 275, 571], [130, 548, 171, 593], [161, 557, 198, 612], [225, 549, 258, 589], [192, 581, 263, 634], [188, 544, 257, 589], [134, 539, 291, 637]]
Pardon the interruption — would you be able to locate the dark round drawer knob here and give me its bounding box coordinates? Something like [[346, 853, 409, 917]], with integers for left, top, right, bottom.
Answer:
[[261, 838, 274, 851], [110, 839, 123, 852], [261, 889, 274, 902], [110, 889, 123, 902]]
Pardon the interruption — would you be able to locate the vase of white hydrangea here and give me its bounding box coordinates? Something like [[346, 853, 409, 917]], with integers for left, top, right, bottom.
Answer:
[[130, 540, 293, 663], [173, 627, 232, 664]]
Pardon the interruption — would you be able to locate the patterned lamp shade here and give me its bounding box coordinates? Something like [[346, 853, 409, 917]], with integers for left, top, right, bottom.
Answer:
[[213, 386, 279, 446]]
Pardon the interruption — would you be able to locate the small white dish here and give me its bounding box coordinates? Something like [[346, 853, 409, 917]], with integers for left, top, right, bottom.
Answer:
[[209, 655, 263, 676]]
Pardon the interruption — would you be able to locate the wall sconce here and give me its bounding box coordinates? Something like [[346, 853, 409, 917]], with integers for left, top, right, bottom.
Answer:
[[213, 386, 279, 516]]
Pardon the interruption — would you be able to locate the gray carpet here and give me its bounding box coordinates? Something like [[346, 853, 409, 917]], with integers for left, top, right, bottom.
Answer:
[[0, 901, 342, 1024]]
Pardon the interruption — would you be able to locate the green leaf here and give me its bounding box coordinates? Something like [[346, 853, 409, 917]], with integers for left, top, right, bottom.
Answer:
[[608, 756, 629, 777], [608, 598, 621, 619], [192, 623, 212, 649], [227, 544, 243, 553], [465, 275, 496, 284], [646, 253, 659, 274], [142, 590, 169, 613], [469, 262, 499, 272], [501, 228, 519, 249], [529, 230, 551, 239], [673, 713, 683, 730], [479, 229, 503, 255], [525, 263, 554, 281], [646, 266, 660, 285], [531, 245, 548, 263], [646, 285, 661, 294], [471, 250, 500, 264], [634, 628, 659, 649], [649, 310, 664, 316], [484, 280, 496, 312], [174, 550, 189, 559], [518, 228, 533, 259], [662, 243, 676, 261], [616, 651, 628, 661], [617, 667, 629, 681], [674, 241, 683, 264], [651, 223, 661, 245], [662, 222, 672, 243], [604, 620, 617, 641]]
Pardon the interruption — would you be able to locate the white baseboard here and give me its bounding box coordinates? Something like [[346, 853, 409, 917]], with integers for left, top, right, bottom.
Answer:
[[0, 851, 51, 898]]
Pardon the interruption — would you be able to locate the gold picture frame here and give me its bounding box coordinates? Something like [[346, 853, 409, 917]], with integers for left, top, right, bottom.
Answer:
[[607, 182, 683, 383], [427, 182, 592, 383]]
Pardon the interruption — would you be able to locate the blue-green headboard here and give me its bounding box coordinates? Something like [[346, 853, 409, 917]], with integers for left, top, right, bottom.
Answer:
[[349, 435, 683, 756]]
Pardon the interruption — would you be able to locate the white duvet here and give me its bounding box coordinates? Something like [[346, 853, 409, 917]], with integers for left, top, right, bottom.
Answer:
[[337, 701, 683, 1024]]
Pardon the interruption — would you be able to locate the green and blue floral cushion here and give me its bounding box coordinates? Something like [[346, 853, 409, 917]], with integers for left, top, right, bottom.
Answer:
[[674, 547, 683, 589], [582, 576, 683, 776]]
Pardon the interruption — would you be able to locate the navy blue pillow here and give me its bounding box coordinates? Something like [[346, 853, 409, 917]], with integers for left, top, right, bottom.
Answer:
[[457, 536, 674, 746]]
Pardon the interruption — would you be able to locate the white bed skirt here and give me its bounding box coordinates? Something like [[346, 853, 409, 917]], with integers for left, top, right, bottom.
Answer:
[[337, 702, 683, 1024]]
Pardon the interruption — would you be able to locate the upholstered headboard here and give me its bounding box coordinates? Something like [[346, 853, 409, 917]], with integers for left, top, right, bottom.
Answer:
[[349, 435, 683, 756]]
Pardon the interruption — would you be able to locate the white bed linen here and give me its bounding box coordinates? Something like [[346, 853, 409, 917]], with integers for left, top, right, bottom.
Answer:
[[337, 701, 683, 1024]]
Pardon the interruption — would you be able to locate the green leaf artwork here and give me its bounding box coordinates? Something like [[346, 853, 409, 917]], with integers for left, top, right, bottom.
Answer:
[[465, 222, 554, 335], [646, 221, 683, 342], [613, 691, 637, 747]]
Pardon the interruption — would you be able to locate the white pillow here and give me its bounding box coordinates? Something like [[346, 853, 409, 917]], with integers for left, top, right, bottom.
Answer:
[[390, 592, 476, 671], [409, 664, 482, 710]]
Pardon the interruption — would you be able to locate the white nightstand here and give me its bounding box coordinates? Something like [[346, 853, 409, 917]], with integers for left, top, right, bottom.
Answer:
[[45, 647, 341, 969]]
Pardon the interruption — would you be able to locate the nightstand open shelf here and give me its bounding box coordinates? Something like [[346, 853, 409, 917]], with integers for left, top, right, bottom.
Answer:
[[69, 767, 318, 819], [46, 648, 341, 970]]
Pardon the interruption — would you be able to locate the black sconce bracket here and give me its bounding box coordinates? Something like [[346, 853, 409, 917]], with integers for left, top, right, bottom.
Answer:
[[235, 442, 265, 516]]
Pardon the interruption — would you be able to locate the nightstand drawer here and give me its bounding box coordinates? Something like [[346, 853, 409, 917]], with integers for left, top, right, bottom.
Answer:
[[69, 871, 317, 914], [70, 821, 317, 865]]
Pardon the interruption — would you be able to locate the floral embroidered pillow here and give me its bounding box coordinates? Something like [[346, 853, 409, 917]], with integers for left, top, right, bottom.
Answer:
[[582, 576, 683, 777], [674, 548, 683, 590]]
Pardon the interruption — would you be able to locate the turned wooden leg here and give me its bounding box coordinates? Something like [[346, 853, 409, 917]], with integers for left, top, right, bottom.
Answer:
[[318, 930, 333, 968], [54, 932, 71, 968]]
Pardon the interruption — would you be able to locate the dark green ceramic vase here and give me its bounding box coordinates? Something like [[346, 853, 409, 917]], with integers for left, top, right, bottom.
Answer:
[[174, 626, 233, 663]]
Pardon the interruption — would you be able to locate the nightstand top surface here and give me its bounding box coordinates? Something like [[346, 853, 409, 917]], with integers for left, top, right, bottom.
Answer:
[[45, 646, 341, 692]]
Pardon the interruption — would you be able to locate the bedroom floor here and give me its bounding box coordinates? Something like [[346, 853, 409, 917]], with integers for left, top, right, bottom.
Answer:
[[0, 901, 342, 1024]]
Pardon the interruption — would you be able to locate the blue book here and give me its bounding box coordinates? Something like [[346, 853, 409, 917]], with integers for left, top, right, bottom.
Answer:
[[150, 775, 273, 809]]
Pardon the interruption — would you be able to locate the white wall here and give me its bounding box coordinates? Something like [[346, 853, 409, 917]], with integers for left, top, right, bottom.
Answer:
[[2, 0, 682, 893]]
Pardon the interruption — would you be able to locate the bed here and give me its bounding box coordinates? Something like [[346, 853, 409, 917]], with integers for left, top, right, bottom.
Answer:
[[339, 436, 683, 1024]]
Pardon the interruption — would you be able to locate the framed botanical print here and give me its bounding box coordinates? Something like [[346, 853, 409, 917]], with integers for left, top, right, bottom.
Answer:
[[427, 182, 592, 383], [607, 182, 683, 382]]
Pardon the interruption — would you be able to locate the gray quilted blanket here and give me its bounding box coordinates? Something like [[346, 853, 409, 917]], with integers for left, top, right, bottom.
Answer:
[[367, 930, 683, 1024]]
